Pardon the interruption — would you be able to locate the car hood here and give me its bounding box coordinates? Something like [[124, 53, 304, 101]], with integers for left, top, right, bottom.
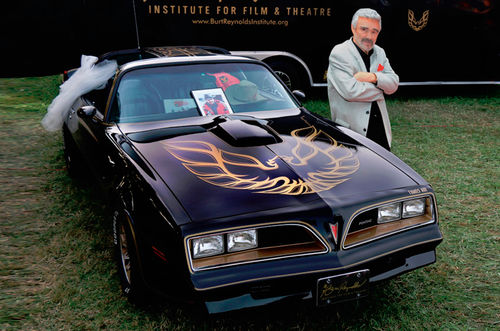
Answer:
[[122, 111, 419, 222]]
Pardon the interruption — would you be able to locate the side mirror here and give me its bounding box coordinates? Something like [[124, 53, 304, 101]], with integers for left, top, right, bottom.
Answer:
[[292, 90, 306, 103], [77, 105, 97, 119]]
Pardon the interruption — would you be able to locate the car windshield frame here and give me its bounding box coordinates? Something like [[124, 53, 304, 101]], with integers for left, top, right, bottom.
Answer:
[[106, 60, 299, 124]]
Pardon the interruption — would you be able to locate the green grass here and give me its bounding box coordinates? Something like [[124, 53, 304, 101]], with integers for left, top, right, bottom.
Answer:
[[1, 76, 498, 330]]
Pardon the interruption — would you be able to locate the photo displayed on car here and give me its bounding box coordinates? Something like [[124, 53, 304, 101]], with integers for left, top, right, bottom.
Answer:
[[192, 88, 233, 116]]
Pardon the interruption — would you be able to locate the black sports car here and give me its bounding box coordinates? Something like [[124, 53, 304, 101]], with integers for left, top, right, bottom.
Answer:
[[61, 46, 442, 313]]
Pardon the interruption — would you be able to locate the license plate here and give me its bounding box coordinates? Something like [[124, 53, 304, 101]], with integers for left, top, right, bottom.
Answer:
[[316, 269, 370, 306]]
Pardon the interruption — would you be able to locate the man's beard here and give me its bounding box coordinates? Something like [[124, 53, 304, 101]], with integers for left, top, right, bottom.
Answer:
[[356, 37, 374, 52]]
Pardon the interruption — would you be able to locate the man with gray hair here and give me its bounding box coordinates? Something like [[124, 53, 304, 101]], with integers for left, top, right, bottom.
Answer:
[[327, 8, 399, 150]]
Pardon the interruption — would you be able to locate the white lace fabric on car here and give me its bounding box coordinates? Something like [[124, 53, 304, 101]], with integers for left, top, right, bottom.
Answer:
[[41, 55, 117, 131]]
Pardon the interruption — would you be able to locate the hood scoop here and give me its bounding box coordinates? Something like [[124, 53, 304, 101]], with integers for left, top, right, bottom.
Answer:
[[210, 118, 282, 147]]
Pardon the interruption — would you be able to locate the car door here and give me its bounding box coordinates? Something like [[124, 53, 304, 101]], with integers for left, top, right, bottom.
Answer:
[[70, 87, 116, 186]]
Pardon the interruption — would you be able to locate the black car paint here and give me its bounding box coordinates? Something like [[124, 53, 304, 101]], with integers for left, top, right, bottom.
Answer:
[[63, 55, 442, 313]]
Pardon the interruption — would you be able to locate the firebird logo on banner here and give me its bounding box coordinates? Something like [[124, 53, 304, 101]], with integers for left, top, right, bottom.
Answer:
[[163, 125, 360, 195], [408, 9, 430, 32]]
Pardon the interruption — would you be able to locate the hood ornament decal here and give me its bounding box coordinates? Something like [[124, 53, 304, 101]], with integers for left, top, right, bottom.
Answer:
[[163, 125, 359, 195]]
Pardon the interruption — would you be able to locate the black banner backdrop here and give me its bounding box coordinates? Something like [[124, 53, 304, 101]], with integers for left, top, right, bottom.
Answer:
[[1, 0, 498, 83]]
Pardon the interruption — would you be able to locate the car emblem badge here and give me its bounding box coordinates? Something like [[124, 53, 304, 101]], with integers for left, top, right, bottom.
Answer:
[[408, 9, 430, 32], [330, 223, 339, 245]]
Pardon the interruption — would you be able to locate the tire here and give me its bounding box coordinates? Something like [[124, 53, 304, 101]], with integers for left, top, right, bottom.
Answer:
[[112, 209, 147, 305]]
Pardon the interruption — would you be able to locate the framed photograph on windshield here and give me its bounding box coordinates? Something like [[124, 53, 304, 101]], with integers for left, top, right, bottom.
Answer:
[[192, 88, 233, 116]]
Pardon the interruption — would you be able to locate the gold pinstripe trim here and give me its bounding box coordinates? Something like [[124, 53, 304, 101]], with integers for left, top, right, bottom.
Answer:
[[340, 192, 439, 249], [184, 220, 331, 274], [193, 236, 442, 291], [185, 192, 441, 291]]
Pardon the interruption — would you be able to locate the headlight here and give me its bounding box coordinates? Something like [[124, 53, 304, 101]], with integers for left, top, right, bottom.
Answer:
[[227, 229, 257, 253], [188, 223, 328, 271], [378, 202, 401, 223], [377, 198, 428, 224], [402, 198, 426, 218], [192, 235, 224, 259]]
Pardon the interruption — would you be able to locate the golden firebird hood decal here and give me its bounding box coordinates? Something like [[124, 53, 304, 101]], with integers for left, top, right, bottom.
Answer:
[[162, 125, 360, 195]]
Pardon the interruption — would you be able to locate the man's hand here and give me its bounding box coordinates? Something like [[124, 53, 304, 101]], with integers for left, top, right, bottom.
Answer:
[[354, 72, 377, 83]]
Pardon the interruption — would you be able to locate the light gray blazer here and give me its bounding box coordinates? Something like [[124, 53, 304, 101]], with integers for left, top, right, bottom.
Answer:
[[327, 38, 399, 147]]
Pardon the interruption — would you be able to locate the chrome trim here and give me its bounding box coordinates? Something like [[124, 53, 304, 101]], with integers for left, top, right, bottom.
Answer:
[[119, 54, 251, 72], [342, 193, 437, 250], [184, 221, 329, 273]]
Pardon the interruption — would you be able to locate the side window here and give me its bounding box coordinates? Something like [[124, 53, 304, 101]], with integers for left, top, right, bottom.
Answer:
[[83, 80, 113, 113]]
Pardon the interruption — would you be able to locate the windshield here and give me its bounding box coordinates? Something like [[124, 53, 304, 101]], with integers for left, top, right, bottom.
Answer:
[[109, 62, 298, 123]]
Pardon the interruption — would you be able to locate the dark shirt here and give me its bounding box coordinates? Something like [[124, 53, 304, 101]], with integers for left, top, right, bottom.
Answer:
[[353, 42, 373, 72], [353, 41, 390, 151]]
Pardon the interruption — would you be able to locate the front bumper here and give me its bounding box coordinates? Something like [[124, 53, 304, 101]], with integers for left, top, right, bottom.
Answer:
[[191, 223, 442, 313]]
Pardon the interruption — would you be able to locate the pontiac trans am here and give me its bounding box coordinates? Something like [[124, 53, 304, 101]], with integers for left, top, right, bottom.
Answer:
[[62, 47, 442, 313]]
